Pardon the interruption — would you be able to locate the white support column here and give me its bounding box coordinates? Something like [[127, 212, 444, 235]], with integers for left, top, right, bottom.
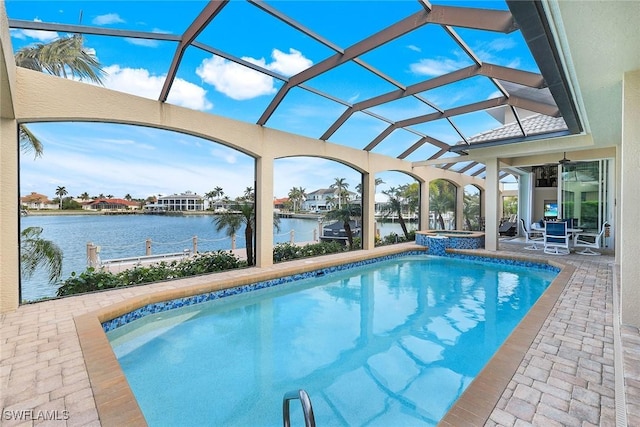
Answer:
[[518, 172, 534, 233], [480, 188, 486, 231], [484, 158, 501, 251], [456, 185, 464, 230], [255, 156, 274, 268], [620, 69, 640, 327], [1, 4, 19, 312], [361, 172, 375, 250], [420, 180, 430, 230], [0, 118, 19, 312]]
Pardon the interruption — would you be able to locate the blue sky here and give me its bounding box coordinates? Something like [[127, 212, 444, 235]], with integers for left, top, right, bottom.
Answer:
[[8, 0, 534, 201]]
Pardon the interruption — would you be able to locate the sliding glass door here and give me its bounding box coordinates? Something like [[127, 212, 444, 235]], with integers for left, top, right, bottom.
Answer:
[[560, 160, 611, 233]]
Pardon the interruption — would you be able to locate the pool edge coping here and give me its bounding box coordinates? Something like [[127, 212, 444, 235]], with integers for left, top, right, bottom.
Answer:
[[74, 245, 569, 426]]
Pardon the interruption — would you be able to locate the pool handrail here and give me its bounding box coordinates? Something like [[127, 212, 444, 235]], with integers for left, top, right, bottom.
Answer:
[[283, 389, 316, 427]]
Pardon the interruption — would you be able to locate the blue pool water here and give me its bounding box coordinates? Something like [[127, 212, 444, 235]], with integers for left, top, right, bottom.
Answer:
[[107, 254, 558, 426]]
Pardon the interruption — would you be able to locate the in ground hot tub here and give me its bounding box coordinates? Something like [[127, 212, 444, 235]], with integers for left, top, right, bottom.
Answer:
[[416, 230, 485, 255]]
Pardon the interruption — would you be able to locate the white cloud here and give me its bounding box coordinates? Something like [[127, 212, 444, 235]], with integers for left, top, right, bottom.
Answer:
[[196, 56, 276, 101], [196, 48, 312, 101], [10, 19, 58, 42], [484, 38, 517, 53], [407, 44, 421, 52], [473, 38, 522, 68], [409, 57, 467, 77], [347, 93, 360, 103], [266, 48, 313, 76], [125, 38, 159, 47], [92, 13, 125, 26], [102, 65, 213, 111], [210, 148, 238, 165], [125, 29, 170, 48], [504, 58, 521, 69]]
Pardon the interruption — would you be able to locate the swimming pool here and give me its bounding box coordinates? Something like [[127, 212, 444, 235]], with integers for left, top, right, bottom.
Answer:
[[106, 253, 558, 426]]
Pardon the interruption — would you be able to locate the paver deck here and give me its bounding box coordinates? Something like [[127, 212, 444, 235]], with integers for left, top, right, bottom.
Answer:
[[1, 243, 638, 426]]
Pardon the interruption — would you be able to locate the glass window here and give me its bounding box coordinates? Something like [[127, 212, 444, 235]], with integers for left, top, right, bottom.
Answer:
[[561, 161, 605, 233]]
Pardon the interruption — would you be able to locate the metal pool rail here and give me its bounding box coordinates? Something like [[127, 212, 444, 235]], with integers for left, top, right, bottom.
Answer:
[[283, 389, 316, 427]]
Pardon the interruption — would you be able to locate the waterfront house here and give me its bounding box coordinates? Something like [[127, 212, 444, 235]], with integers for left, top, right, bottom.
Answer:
[[20, 191, 57, 210], [154, 192, 205, 212], [273, 197, 290, 212], [302, 188, 357, 212], [83, 198, 141, 211]]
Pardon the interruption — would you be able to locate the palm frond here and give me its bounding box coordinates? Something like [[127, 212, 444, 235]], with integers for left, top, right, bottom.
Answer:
[[15, 34, 105, 85], [19, 124, 44, 158], [20, 227, 63, 283]]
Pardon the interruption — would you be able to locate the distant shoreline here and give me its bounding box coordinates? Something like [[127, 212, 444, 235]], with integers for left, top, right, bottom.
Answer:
[[21, 210, 322, 219], [23, 210, 104, 216], [23, 210, 216, 216]]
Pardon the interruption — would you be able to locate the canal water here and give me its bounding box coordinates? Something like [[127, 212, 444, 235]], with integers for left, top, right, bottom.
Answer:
[[19, 214, 411, 301]]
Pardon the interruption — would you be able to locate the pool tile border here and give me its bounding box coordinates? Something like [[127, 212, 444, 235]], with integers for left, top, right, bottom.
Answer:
[[74, 244, 569, 426]]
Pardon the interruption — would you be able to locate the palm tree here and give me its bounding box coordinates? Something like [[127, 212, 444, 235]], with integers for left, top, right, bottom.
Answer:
[[243, 187, 254, 201], [325, 195, 336, 210], [288, 186, 306, 212], [324, 204, 361, 250], [297, 187, 307, 211], [15, 34, 105, 156], [288, 187, 298, 212], [55, 186, 67, 210], [124, 193, 132, 201], [214, 202, 252, 263], [213, 186, 224, 201], [429, 180, 456, 230], [214, 190, 280, 266], [79, 192, 90, 201], [204, 191, 216, 210], [382, 187, 410, 239], [463, 191, 481, 230], [355, 177, 385, 197], [20, 227, 63, 284], [205, 187, 224, 210], [330, 178, 349, 209]]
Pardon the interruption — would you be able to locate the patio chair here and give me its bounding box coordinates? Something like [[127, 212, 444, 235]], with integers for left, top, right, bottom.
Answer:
[[520, 218, 544, 250], [573, 221, 609, 255], [499, 220, 516, 237], [544, 221, 570, 255]]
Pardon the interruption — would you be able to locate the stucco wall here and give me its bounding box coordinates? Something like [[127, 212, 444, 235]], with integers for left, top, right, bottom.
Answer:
[[621, 69, 640, 327]]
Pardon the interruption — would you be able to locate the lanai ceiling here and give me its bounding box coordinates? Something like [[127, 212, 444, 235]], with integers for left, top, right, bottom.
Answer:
[[6, 0, 580, 180]]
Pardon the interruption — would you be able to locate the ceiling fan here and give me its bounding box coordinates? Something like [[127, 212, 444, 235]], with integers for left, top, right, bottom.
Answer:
[[558, 152, 571, 165]]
